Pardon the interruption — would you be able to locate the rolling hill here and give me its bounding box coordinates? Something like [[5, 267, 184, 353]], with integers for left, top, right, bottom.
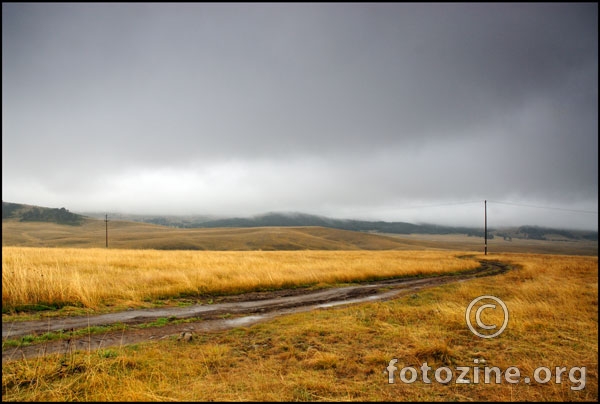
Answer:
[[81, 208, 597, 241], [2, 201, 597, 254], [1, 217, 429, 251], [2, 201, 85, 225]]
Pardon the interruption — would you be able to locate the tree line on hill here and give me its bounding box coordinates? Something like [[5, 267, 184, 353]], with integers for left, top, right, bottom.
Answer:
[[141, 212, 596, 241], [2, 202, 85, 226]]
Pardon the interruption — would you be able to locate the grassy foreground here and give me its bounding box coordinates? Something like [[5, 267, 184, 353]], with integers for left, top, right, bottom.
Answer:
[[2, 251, 598, 401], [2, 247, 480, 314]]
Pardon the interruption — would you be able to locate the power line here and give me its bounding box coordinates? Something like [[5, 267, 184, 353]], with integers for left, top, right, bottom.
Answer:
[[488, 200, 598, 215], [391, 201, 481, 210]]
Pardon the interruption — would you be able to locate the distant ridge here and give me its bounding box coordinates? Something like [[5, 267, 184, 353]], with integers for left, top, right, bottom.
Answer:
[[82, 210, 477, 234], [195, 211, 464, 234], [79, 208, 597, 241], [3, 201, 597, 241], [2, 202, 597, 253], [2, 201, 87, 226]]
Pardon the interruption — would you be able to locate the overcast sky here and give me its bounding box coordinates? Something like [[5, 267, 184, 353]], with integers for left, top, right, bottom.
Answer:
[[2, 3, 598, 230]]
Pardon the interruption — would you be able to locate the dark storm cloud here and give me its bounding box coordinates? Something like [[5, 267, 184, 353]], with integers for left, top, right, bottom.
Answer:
[[2, 3, 597, 229]]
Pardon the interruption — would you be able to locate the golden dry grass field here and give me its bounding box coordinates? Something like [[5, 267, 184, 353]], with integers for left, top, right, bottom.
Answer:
[[1, 247, 480, 313], [2, 219, 598, 401], [2, 251, 597, 401]]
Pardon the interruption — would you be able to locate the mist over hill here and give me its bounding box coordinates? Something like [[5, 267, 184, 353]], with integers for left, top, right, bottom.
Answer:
[[2, 201, 598, 249], [79, 207, 597, 241], [3, 201, 597, 242]]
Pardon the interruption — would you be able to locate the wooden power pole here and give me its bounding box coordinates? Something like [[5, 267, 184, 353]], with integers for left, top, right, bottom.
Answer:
[[105, 214, 109, 248], [484, 200, 487, 255]]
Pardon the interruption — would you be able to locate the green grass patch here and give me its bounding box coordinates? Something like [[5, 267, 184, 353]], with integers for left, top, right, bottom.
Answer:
[[2, 324, 126, 348]]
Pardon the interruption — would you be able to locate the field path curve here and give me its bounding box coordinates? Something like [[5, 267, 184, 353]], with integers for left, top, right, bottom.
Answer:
[[2, 260, 513, 363]]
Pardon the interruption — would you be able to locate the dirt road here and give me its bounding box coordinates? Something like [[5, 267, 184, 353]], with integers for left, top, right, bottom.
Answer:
[[2, 260, 512, 363]]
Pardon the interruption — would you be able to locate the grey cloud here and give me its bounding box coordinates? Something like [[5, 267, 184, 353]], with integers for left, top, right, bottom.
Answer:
[[2, 3, 597, 229]]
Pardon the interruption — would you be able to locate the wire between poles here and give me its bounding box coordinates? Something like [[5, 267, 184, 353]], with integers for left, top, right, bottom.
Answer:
[[487, 200, 598, 215]]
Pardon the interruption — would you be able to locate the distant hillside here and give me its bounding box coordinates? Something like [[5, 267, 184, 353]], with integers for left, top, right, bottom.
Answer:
[[3, 202, 597, 254], [88, 211, 490, 236], [187, 213, 598, 241], [5, 202, 598, 241], [77, 210, 599, 241], [2, 201, 86, 226], [1, 218, 442, 251], [495, 225, 597, 242], [80, 211, 217, 227]]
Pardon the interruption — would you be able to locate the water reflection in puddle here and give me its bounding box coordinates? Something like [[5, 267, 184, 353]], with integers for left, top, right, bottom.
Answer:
[[222, 315, 266, 327]]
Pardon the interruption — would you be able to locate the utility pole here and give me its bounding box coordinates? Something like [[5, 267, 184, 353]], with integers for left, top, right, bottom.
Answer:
[[105, 214, 109, 248], [484, 200, 487, 255]]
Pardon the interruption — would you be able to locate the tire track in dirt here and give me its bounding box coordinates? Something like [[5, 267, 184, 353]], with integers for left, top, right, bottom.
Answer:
[[2, 260, 512, 363]]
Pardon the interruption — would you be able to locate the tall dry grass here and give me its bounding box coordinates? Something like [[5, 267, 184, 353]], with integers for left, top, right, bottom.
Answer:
[[2, 252, 597, 401], [2, 247, 480, 311]]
